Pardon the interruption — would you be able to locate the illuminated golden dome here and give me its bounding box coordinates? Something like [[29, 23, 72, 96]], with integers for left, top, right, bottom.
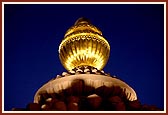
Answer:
[[59, 17, 110, 70]]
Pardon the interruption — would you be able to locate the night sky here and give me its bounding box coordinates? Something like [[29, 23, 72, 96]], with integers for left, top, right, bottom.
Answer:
[[4, 3, 164, 111]]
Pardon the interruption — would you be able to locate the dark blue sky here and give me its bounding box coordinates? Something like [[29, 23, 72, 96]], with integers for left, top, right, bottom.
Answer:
[[4, 4, 164, 111]]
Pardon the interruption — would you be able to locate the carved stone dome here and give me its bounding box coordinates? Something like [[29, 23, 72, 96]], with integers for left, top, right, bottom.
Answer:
[[34, 66, 137, 107]]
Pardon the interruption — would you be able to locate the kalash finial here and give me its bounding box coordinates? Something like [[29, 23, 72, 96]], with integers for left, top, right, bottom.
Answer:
[[74, 17, 91, 25], [59, 17, 110, 71]]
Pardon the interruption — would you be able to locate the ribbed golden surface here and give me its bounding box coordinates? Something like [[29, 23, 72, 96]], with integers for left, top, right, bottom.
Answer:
[[59, 17, 110, 70]]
